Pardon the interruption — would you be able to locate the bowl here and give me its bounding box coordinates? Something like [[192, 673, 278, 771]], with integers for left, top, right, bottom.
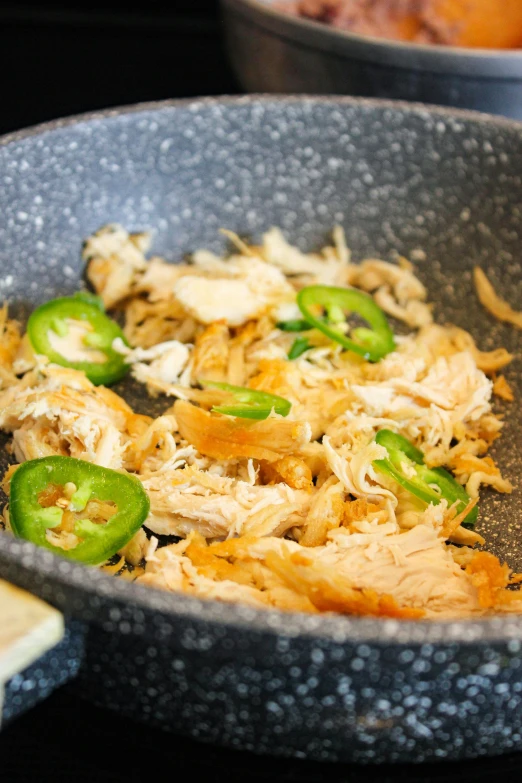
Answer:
[[1, 96, 522, 764], [221, 0, 522, 119]]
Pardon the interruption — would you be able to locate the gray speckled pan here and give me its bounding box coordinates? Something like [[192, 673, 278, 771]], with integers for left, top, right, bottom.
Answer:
[[1, 96, 522, 764]]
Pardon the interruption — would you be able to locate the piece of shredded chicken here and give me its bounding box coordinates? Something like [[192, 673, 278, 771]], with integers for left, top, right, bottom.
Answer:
[[474, 267, 522, 330], [1, 223, 519, 621]]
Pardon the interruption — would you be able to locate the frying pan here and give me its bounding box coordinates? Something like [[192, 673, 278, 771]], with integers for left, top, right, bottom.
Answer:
[[1, 96, 522, 764]]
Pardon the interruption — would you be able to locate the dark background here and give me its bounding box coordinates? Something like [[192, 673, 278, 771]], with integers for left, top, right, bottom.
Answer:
[[5, 687, 522, 782], [2, 3, 522, 781], [0, 1, 240, 135]]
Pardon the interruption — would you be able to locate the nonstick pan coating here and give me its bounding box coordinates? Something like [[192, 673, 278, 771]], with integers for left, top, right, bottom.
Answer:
[[0, 97, 522, 763]]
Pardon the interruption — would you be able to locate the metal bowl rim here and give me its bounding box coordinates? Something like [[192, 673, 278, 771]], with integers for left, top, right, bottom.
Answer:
[[223, 0, 522, 77]]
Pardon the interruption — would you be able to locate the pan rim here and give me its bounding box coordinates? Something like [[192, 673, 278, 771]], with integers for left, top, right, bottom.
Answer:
[[2, 93, 522, 148], [1, 94, 522, 647]]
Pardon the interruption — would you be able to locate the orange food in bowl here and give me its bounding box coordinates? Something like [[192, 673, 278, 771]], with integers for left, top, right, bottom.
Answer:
[[427, 0, 522, 48], [396, 13, 424, 41], [284, 0, 522, 49]]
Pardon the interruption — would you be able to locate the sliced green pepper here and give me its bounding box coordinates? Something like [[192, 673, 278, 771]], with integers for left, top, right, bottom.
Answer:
[[276, 318, 313, 333], [372, 430, 478, 526], [200, 381, 291, 420], [27, 294, 129, 385], [297, 285, 395, 362], [288, 337, 311, 360], [9, 456, 150, 565], [70, 291, 105, 311]]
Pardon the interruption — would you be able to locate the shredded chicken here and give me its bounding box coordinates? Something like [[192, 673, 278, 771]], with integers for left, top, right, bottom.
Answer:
[[84, 224, 150, 308], [142, 464, 311, 540], [174, 400, 312, 462], [493, 375, 514, 402], [0, 305, 23, 389], [1, 224, 519, 621], [138, 524, 522, 619], [0, 364, 150, 469], [444, 325, 513, 375], [347, 258, 432, 328], [474, 267, 522, 329]]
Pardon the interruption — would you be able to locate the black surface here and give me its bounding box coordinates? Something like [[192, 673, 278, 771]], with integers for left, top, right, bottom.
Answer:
[[13, 611, 522, 782], [3, 685, 522, 783], [0, 2, 240, 135], [2, 3, 522, 780]]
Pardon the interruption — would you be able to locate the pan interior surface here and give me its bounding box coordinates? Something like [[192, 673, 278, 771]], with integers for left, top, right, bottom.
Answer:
[[0, 97, 521, 634]]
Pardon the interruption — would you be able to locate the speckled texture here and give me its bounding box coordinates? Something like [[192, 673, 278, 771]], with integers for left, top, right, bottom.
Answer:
[[2, 622, 85, 725], [222, 0, 522, 119], [0, 97, 522, 762]]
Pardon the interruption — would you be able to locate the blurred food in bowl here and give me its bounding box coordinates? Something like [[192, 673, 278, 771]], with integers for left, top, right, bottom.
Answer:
[[221, 0, 522, 119], [277, 0, 522, 49]]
